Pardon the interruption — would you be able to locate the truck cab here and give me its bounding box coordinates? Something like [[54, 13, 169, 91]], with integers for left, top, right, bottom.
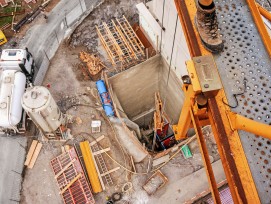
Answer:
[[0, 48, 35, 80]]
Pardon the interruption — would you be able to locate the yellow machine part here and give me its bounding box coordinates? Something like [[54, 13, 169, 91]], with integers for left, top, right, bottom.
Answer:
[[0, 30, 7, 46], [80, 141, 102, 193]]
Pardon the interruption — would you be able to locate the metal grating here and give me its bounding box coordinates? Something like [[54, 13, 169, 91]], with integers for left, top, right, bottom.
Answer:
[[50, 148, 95, 204], [214, 0, 271, 203], [205, 186, 233, 204]]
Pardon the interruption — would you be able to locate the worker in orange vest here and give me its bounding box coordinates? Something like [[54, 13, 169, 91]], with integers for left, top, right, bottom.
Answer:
[[195, 0, 223, 53]]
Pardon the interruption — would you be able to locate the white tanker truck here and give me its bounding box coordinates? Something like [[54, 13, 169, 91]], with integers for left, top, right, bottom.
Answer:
[[0, 48, 35, 134]]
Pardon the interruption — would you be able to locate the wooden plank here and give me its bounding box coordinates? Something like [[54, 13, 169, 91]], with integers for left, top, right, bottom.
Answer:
[[64, 145, 70, 152], [152, 154, 170, 167], [27, 143, 42, 169], [54, 158, 76, 179], [11, 3, 17, 31], [89, 135, 105, 146], [24, 140, 38, 166], [100, 167, 120, 177], [130, 156, 137, 173], [60, 173, 82, 194], [92, 147, 110, 156]]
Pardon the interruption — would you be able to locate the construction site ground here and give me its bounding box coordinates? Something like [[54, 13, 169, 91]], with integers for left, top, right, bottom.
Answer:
[[6, 0, 226, 203], [20, 40, 222, 203]]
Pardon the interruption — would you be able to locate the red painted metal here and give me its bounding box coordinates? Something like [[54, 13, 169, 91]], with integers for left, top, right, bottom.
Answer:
[[50, 147, 95, 204]]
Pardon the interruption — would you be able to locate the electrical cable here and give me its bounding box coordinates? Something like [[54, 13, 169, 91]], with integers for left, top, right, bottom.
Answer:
[[222, 78, 247, 109], [75, 131, 196, 175], [162, 14, 179, 113], [65, 103, 101, 113], [159, 0, 166, 52], [101, 112, 130, 181]]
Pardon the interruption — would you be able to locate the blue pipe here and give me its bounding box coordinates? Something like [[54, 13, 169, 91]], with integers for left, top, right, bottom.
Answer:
[[96, 80, 114, 117]]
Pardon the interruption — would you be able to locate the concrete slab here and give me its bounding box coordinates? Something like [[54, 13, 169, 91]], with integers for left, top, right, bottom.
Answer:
[[148, 160, 226, 203], [21, 145, 62, 204]]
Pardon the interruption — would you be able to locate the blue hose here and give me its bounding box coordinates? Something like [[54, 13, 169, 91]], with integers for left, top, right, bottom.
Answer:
[[96, 80, 114, 117]]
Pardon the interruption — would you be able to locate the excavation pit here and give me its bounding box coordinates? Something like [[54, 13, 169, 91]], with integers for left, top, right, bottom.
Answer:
[[108, 55, 184, 152]]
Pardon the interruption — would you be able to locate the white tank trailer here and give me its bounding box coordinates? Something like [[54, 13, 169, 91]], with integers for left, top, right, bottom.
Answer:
[[0, 48, 35, 134], [0, 70, 26, 133], [21, 86, 65, 137]]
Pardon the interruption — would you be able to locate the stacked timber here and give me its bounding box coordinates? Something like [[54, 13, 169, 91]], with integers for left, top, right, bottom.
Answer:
[[79, 51, 106, 81]]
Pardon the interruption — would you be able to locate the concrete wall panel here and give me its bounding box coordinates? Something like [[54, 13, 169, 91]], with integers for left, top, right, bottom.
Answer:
[[137, 2, 190, 79], [159, 57, 184, 124], [109, 55, 160, 119], [66, 4, 83, 27], [109, 55, 184, 126]]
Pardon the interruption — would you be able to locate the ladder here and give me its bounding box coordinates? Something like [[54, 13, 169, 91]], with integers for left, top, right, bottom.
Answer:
[[116, 16, 145, 58], [91, 143, 113, 186]]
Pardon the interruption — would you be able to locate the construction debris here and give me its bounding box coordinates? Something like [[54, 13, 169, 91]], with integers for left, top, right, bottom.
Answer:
[[0, 0, 13, 8], [91, 120, 101, 133], [24, 140, 43, 169], [152, 154, 170, 167], [75, 116, 83, 125], [79, 51, 107, 80], [143, 170, 168, 195], [96, 15, 145, 70], [24, 0, 36, 3], [181, 144, 193, 159], [89, 135, 105, 146]]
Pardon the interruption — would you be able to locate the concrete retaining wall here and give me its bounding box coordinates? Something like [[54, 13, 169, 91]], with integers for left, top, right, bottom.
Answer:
[[109, 55, 160, 120], [109, 54, 184, 125], [159, 57, 184, 123], [136, 2, 191, 79], [19, 0, 103, 85]]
